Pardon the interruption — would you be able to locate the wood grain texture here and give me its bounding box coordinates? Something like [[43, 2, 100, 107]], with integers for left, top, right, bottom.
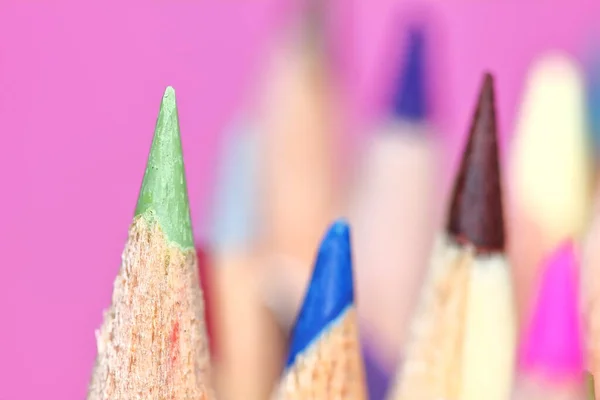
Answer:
[[273, 308, 366, 400], [388, 237, 472, 400], [88, 217, 214, 400]]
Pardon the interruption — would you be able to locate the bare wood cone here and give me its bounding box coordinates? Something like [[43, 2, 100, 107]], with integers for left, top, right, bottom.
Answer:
[[389, 237, 471, 399], [583, 196, 600, 398], [213, 254, 285, 400], [273, 309, 366, 400], [88, 218, 214, 399], [260, 16, 338, 267]]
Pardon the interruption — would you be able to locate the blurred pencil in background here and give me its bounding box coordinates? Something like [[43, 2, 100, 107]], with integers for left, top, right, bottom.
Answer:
[[513, 241, 587, 400], [88, 87, 214, 399], [448, 74, 515, 400], [273, 220, 366, 399], [585, 48, 600, 400], [208, 116, 269, 400], [258, 0, 339, 320], [389, 74, 515, 400], [348, 24, 437, 371], [584, 172, 600, 398], [585, 45, 600, 175], [209, 0, 342, 396], [254, 0, 341, 391], [509, 53, 593, 329]]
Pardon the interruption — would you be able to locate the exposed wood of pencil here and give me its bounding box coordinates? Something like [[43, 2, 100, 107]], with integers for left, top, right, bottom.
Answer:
[[512, 376, 587, 400], [273, 308, 366, 400], [213, 254, 285, 400], [260, 15, 337, 266], [350, 129, 436, 362], [251, 5, 338, 397], [584, 206, 600, 399], [88, 217, 213, 399], [388, 235, 471, 400], [459, 253, 515, 400]]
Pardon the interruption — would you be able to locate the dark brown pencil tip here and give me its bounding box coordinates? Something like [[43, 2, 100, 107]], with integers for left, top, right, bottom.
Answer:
[[446, 72, 505, 253]]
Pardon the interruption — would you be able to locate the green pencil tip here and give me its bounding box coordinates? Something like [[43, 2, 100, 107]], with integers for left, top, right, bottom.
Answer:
[[589, 372, 596, 400], [134, 86, 194, 249]]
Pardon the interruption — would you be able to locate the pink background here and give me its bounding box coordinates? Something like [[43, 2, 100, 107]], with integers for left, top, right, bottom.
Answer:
[[1, 1, 599, 398]]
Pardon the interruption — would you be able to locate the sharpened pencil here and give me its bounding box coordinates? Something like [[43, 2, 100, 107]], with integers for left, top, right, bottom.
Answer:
[[88, 87, 214, 400], [513, 241, 586, 400], [259, 0, 338, 270], [510, 53, 593, 327], [349, 25, 436, 365], [208, 117, 270, 400], [255, 0, 340, 393], [273, 220, 367, 400], [388, 73, 515, 400], [585, 48, 600, 164], [583, 186, 600, 399]]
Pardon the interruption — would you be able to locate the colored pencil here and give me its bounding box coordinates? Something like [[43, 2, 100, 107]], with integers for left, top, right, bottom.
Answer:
[[254, 0, 340, 392], [210, 117, 260, 252], [513, 241, 587, 400], [208, 118, 278, 400], [273, 219, 367, 399], [583, 183, 600, 398], [87, 87, 214, 399], [388, 73, 515, 400], [585, 47, 600, 166], [348, 25, 436, 366], [509, 53, 593, 327], [258, 0, 338, 273]]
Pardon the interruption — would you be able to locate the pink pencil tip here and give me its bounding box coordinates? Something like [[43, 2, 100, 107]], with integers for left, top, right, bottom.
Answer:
[[519, 240, 585, 380]]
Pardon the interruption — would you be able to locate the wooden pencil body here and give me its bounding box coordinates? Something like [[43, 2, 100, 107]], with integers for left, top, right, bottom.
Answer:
[[88, 217, 214, 400], [255, 28, 338, 397], [213, 253, 285, 400], [512, 376, 587, 400], [584, 208, 600, 397], [389, 236, 471, 400], [260, 31, 337, 267], [350, 126, 436, 360], [273, 308, 366, 400], [390, 237, 515, 400], [508, 207, 546, 327], [459, 254, 515, 400]]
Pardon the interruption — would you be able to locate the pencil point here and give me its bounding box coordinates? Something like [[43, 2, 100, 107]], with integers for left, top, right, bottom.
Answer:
[[446, 72, 505, 252], [285, 218, 355, 368], [135, 86, 194, 249], [519, 241, 584, 379], [392, 26, 427, 121]]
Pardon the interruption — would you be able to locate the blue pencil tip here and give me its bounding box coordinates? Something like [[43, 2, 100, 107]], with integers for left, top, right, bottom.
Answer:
[[285, 219, 355, 368], [391, 27, 428, 122]]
